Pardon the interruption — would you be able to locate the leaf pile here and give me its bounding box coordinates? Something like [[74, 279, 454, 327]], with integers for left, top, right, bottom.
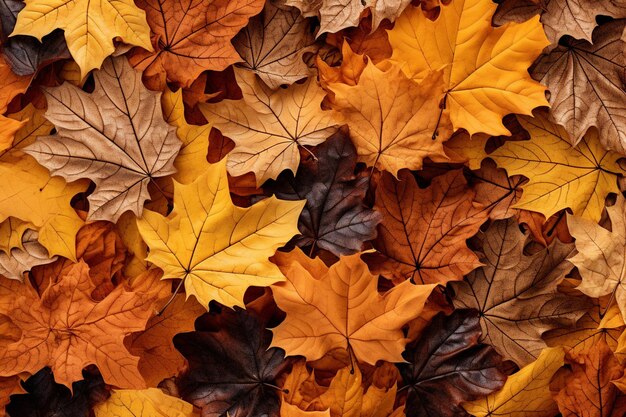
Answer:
[[0, 0, 625, 416]]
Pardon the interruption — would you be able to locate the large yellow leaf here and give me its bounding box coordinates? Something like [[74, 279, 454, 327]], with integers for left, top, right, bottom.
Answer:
[[94, 388, 195, 417], [327, 61, 451, 174], [387, 0, 549, 136], [0, 105, 87, 260], [463, 347, 565, 417], [200, 68, 341, 185], [136, 160, 304, 309], [270, 248, 435, 364], [11, 0, 152, 77], [490, 114, 625, 222]]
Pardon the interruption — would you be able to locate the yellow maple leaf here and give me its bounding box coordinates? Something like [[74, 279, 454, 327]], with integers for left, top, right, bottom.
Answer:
[[463, 347, 565, 417], [200, 68, 341, 185], [270, 248, 435, 364], [387, 0, 549, 136], [94, 388, 195, 417], [327, 61, 451, 174], [490, 114, 625, 222], [136, 160, 304, 309], [11, 0, 152, 77], [0, 105, 87, 260]]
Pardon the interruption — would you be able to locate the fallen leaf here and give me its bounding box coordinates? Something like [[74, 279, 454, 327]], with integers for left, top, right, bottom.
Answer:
[[233, 2, 317, 89], [463, 347, 565, 417], [200, 68, 340, 185], [270, 248, 435, 364], [94, 388, 195, 417], [0, 261, 155, 389], [176, 306, 291, 417], [364, 169, 488, 285], [137, 160, 304, 309], [490, 113, 625, 222], [10, 0, 152, 77], [398, 310, 506, 417], [326, 61, 450, 174], [451, 217, 590, 366], [264, 131, 382, 256], [0, 229, 56, 281], [387, 0, 549, 136], [24, 56, 181, 222], [531, 20, 626, 154], [567, 196, 626, 323], [130, 0, 264, 88], [555, 338, 626, 417], [0, 0, 70, 76]]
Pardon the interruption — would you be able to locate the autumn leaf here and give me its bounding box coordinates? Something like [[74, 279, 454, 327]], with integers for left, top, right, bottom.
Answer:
[[270, 248, 435, 364], [567, 196, 626, 323], [233, 1, 317, 89], [0, 105, 87, 260], [451, 218, 590, 366], [176, 306, 291, 417], [94, 388, 196, 417], [0, 0, 70, 76], [0, 229, 56, 281], [0, 261, 156, 389], [129, 0, 264, 88], [364, 169, 488, 285], [532, 20, 626, 154], [265, 131, 382, 256], [387, 0, 549, 136], [23, 56, 181, 222], [554, 338, 626, 417], [137, 160, 304, 309], [326, 61, 450, 174], [10, 0, 152, 77], [490, 113, 626, 222], [200, 68, 340, 185], [463, 347, 565, 417], [398, 310, 506, 417], [5, 367, 108, 417]]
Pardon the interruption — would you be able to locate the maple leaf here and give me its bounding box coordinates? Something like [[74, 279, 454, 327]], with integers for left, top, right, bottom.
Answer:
[[270, 248, 435, 364], [176, 306, 291, 417], [24, 56, 181, 222], [490, 114, 626, 222], [282, 363, 400, 417], [387, 0, 549, 136], [398, 310, 507, 417], [94, 388, 195, 417], [265, 131, 382, 256], [531, 20, 626, 153], [233, 1, 317, 89], [129, 0, 264, 88], [10, 0, 152, 77], [0, 105, 87, 260], [5, 367, 108, 417], [126, 290, 206, 387], [286, 0, 411, 34], [363, 169, 488, 285], [137, 160, 304, 309], [0, 261, 155, 389], [451, 217, 591, 366], [463, 347, 565, 417], [0, 229, 56, 281], [567, 196, 626, 323], [555, 338, 626, 417], [200, 68, 341, 185], [0, 0, 70, 76], [326, 61, 451, 174]]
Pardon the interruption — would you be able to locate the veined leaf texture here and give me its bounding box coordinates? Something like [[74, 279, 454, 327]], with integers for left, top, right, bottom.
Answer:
[[0, 0, 624, 416]]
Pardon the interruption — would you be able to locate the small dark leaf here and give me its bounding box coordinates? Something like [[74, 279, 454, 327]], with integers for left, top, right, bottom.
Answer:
[[398, 310, 507, 417], [264, 131, 381, 256]]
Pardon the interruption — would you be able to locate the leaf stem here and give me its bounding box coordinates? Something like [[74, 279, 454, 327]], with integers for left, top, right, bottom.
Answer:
[[156, 277, 186, 316]]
